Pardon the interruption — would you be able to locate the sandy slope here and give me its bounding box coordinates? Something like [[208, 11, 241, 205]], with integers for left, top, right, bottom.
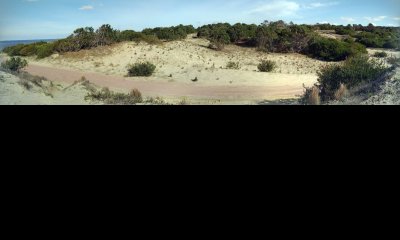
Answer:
[[0, 70, 92, 105], [22, 35, 332, 102]]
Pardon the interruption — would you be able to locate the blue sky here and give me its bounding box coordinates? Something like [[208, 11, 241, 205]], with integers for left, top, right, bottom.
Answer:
[[0, 0, 399, 40]]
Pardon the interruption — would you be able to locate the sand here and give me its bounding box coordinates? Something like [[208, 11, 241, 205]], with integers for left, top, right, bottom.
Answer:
[[0, 70, 93, 105]]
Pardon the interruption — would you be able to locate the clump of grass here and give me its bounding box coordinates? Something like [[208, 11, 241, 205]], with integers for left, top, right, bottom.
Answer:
[[145, 97, 167, 105], [85, 87, 143, 105], [373, 51, 388, 58], [334, 83, 349, 101], [387, 57, 400, 67], [258, 60, 276, 72], [127, 62, 156, 77], [226, 61, 240, 70], [299, 85, 321, 105], [192, 77, 198, 82]]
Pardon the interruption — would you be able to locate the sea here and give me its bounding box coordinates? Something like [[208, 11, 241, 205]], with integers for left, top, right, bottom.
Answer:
[[0, 39, 57, 51]]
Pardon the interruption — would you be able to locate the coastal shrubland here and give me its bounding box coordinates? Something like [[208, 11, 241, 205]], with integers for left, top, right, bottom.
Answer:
[[3, 21, 398, 62]]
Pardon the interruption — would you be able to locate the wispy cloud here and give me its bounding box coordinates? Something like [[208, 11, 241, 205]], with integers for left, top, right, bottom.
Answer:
[[341, 17, 356, 23], [364, 16, 387, 22], [247, 0, 300, 16], [79, 5, 94, 11], [304, 2, 339, 9]]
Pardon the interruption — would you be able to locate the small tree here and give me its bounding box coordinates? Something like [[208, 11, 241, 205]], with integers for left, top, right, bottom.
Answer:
[[1, 57, 28, 72], [95, 24, 117, 46], [209, 28, 230, 51]]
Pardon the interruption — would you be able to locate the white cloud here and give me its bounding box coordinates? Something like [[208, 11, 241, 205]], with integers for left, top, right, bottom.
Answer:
[[341, 17, 356, 23], [79, 5, 94, 11], [393, 17, 400, 21], [247, 0, 300, 16], [364, 16, 387, 22], [305, 2, 340, 9]]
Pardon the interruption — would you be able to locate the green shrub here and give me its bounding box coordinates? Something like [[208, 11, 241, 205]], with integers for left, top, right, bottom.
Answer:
[[258, 60, 276, 72], [1, 57, 28, 72], [36, 43, 55, 59], [140, 35, 162, 44], [307, 37, 366, 61], [3, 44, 26, 56], [226, 61, 240, 69], [19, 44, 39, 56], [373, 51, 388, 58], [317, 55, 388, 101], [128, 62, 156, 77]]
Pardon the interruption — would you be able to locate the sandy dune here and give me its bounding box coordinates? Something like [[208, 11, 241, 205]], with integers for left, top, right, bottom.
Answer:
[[22, 35, 331, 102], [0, 70, 92, 105]]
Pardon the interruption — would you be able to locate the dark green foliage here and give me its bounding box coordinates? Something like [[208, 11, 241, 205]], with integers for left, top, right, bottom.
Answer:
[[258, 60, 276, 72], [95, 24, 118, 46], [373, 51, 388, 58], [36, 43, 55, 59], [226, 61, 240, 69], [317, 55, 388, 100], [3, 44, 25, 56], [3, 42, 47, 57], [128, 62, 156, 77], [118, 30, 143, 41], [1, 57, 28, 72], [142, 24, 195, 41], [307, 37, 367, 61]]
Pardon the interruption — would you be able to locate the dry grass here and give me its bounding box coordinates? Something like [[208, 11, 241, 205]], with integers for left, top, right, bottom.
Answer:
[[334, 83, 349, 101], [300, 85, 321, 105]]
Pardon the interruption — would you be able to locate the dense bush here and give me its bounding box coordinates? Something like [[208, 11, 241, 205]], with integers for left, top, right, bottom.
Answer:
[[3, 42, 48, 57], [256, 23, 314, 53], [95, 24, 118, 46], [258, 60, 276, 72], [307, 37, 367, 61], [36, 43, 55, 59], [142, 24, 195, 41], [373, 51, 388, 58], [317, 55, 388, 100], [128, 62, 156, 77], [1, 57, 28, 72]]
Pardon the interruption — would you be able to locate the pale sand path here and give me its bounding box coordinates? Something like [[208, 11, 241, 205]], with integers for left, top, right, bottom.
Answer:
[[25, 63, 314, 101]]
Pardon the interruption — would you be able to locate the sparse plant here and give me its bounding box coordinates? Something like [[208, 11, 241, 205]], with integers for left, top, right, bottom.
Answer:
[[258, 60, 276, 72], [373, 51, 388, 58], [334, 83, 349, 101], [127, 62, 156, 77], [85, 87, 143, 105], [226, 61, 240, 69], [1, 57, 28, 72], [387, 57, 400, 67], [299, 85, 321, 105]]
